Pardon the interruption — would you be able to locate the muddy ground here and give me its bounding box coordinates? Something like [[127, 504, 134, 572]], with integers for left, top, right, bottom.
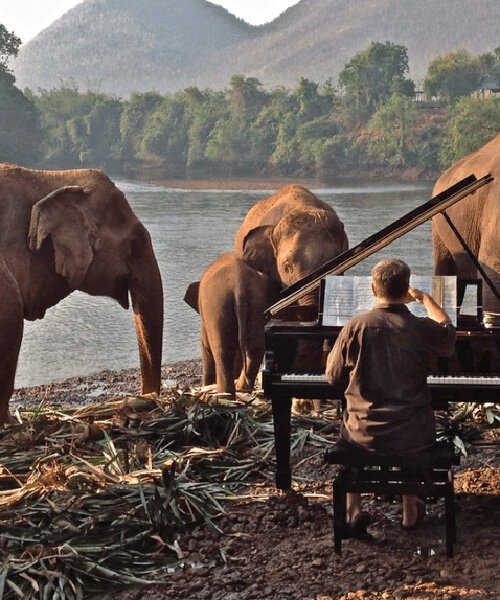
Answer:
[[11, 363, 500, 600]]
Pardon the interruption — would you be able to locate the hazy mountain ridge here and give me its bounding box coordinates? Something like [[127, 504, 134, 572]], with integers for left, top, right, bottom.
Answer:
[[13, 0, 500, 95], [13, 0, 256, 94]]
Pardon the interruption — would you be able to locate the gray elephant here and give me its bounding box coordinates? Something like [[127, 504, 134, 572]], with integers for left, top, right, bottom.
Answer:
[[432, 133, 500, 312], [0, 164, 163, 425], [184, 253, 280, 397], [234, 184, 348, 304]]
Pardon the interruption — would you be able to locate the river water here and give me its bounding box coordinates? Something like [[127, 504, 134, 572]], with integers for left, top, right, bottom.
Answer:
[[16, 179, 434, 388]]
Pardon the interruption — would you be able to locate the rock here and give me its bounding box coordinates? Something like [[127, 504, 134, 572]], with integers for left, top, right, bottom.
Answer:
[[355, 563, 367, 574]]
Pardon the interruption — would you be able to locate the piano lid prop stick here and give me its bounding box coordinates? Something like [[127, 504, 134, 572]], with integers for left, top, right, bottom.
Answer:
[[442, 211, 500, 304], [266, 173, 494, 317]]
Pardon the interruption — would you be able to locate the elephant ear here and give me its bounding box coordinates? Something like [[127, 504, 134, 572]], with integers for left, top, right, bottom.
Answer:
[[28, 186, 96, 289], [184, 281, 200, 313], [242, 225, 278, 278]]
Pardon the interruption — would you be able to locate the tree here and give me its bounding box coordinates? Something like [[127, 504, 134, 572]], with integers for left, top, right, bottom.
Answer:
[[423, 50, 482, 103], [205, 113, 251, 175], [440, 96, 500, 166], [228, 74, 267, 114], [141, 98, 189, 175], [294, 78, 330, 120], [0, 24, 21, 83], [368, 93, 417, 165], [120, 92, 164, 160], [0, 75, 42, 164], [34, 84, 122, 168], [338, 42, 415, 111], [0, 24, 42, 165]]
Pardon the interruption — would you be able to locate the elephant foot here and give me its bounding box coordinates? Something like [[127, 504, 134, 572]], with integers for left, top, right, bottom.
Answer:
[[292, 398, 323, 415], [235, 378, 254, 393]]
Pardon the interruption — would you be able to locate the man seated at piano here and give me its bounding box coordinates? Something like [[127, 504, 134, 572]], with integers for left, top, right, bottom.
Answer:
[[326, 258, 455, 535]]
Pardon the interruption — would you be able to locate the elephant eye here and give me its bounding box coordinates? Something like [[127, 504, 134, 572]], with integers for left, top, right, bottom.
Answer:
[[283, 261, 293, 274]]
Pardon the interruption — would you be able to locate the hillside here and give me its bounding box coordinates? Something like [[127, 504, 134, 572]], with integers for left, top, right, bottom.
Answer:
[[12, 0, 256, 95], [13, 0, 500, 95]]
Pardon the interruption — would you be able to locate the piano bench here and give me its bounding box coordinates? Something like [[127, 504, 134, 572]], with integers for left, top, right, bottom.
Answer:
[[324, 440, 459, 557]]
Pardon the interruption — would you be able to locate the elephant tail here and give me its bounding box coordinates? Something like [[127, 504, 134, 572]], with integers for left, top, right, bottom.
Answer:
[[235, 271, 249, 386]]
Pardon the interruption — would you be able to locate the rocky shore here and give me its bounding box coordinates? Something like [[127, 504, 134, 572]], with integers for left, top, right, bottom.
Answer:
[[11, 359, 203, 411]]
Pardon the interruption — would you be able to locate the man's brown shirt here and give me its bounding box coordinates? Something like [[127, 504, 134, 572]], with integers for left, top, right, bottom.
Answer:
[[326, 303, 456, 453]]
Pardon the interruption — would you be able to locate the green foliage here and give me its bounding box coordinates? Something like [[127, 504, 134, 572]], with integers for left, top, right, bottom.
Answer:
[[21, 41, 500, 179], [120, 92, 164, 160], [141, 98, 189, 175], [0, 74, 42, 165], [0, 23, 21, 83], [295, 78, 331, 121], [34, 83, 123, 168], [367, 94, 417, 166], [338, 41, 415, 112], [440, 95, 500, 166], [423, 49, 483, 103], [270, 113, 301, 175], [229, 75, 267, 114], [205, 112, 252, 175]]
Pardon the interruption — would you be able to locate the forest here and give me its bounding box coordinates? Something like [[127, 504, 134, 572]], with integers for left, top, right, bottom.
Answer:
[[2, 34, 500, 181]]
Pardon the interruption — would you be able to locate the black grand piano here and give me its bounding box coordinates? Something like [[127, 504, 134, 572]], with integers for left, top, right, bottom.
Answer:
[[262, 174, 499, 490]]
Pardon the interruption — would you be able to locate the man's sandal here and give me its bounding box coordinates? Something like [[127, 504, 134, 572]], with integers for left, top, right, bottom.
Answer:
[[342, 511, 373, 539]]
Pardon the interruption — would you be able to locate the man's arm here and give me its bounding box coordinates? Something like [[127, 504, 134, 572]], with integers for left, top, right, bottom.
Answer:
[[405, 287, 452, 324], [325, 328, 349, 388], [406, 286, 455, 356]]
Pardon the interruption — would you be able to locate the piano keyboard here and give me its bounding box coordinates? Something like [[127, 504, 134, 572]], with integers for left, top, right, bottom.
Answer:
[[280, 374, 500, 385]]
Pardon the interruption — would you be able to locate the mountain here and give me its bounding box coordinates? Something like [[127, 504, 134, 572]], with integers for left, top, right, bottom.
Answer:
[[13, 0, 500, 95], [12, 0, 256, 95]]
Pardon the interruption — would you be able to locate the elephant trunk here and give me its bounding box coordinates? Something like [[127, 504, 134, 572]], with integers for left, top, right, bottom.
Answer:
[[128, 228, 164, 395]]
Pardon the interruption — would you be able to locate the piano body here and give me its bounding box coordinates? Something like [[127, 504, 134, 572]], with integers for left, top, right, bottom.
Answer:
[[262, 174, 499, 490]]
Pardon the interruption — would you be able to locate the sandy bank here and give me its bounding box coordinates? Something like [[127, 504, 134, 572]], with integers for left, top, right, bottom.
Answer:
[[127, 167, 439, 191]]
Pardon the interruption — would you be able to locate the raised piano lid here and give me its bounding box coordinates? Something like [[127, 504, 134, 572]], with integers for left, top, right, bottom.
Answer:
[[266, 173, 493, 317]]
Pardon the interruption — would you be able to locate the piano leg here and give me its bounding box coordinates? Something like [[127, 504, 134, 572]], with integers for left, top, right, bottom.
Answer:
[[271, 392, 292, 490]]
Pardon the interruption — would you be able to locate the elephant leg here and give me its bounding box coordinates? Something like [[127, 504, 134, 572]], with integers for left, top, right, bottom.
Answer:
[[236, 345, 264, 392], [233, 351, 243, 381], [201, 326, 215, 386], [433, 229, 457, 276], [478, 246, 500, 314], [0, 284, 23, 426], [213, 344, 237, 398]]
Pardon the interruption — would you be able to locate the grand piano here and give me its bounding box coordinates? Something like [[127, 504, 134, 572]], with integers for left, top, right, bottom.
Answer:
[[262, 174, 498, 490]]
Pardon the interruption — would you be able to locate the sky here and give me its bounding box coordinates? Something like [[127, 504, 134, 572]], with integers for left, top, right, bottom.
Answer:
[[1, 0, 300, 44]]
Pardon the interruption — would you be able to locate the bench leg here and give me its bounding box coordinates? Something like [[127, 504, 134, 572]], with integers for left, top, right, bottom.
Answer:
[[271, 394, 292, 490], [445, 483, 455, 557], [333, 476, 347, 555]]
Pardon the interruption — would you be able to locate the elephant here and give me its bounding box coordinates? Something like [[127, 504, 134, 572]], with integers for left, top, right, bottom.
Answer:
[[184, 253, 281, 397], [0, 164, 163, 425], [234, 184, 348, 307], [233, 184, 348, 392], [432, 133, 500, 313]]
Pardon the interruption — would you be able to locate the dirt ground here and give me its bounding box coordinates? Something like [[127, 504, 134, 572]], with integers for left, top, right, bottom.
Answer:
[[11, 363, 500, 600]]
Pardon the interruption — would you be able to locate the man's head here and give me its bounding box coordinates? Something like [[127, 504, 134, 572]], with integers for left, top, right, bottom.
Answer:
[[371, 258, 410, 302]]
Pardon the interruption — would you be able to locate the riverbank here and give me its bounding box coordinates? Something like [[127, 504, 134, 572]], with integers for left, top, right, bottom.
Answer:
[[11, 360, 203, 410], [127, 167, 440, 191]]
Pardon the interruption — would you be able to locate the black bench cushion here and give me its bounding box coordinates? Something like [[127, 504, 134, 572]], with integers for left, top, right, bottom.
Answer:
[[324, 439, 458, 469]]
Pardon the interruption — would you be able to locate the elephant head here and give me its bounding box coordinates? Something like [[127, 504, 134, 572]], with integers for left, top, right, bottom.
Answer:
[[242, 208, 348, 302], [27, 184, 163, 395]]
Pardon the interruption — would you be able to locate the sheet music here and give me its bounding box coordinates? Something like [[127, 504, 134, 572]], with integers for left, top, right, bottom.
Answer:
[[322, 275, 457, 326]]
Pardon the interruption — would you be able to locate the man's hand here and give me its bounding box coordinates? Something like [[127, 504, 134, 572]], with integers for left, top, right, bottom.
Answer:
[[405, 286, 452, 324], [404, 287, 426, 304]]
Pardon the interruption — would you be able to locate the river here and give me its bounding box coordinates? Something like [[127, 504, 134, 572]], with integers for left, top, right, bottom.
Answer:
[[16, 179, 434, 388]]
